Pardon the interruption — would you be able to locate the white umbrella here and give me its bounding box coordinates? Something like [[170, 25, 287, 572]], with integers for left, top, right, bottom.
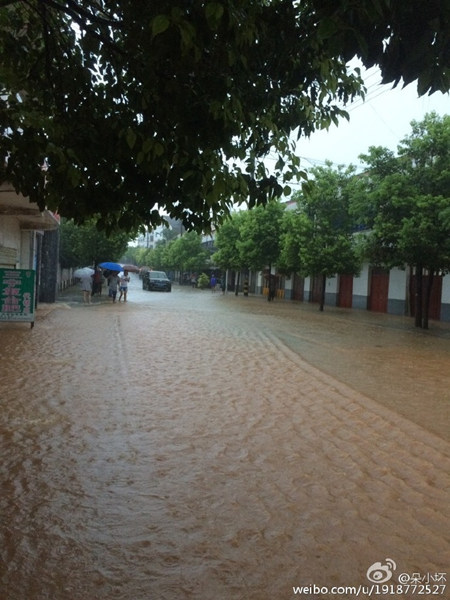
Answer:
[[74, 267, 95, 278]]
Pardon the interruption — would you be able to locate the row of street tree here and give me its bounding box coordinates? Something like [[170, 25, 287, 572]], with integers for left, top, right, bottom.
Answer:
[[217, 113, 450, 329], [126, 113, 449, 329], [126, 231, 212, 280], [61, 113, 449, 329]]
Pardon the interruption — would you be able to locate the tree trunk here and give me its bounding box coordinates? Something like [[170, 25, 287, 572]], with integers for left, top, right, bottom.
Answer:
[[319, 274, 326, 311], [414, 265, 423, 328], [235, 271, 240, 296], [423, 270, 434, 330]]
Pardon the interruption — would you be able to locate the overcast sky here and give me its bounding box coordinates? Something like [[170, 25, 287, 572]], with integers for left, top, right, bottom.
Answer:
[[294, 67, 449, 173]]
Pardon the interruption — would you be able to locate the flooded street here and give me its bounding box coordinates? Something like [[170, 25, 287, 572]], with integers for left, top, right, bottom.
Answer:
[[1, 275, 449, 600]]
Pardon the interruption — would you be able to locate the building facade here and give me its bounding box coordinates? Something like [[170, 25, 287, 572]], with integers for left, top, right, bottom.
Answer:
[[0, 183, 60, 304]]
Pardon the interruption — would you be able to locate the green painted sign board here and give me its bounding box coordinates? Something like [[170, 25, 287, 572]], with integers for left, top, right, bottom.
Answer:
[[0, 268, 36, 328]]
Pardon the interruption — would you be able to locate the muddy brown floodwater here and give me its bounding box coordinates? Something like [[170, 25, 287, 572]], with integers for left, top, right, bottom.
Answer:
[[1, 276, 449, 600]]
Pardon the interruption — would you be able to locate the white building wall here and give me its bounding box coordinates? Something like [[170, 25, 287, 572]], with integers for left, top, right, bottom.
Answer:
[[353, 264, 369, 296], [352, 264, 369, 309], [324, 276, 338, 305], [441, 274, 450, 322], [20, 231, 34, 269], [284, 275, 293, 299], [388, 267, 407, 299], [0, 216, 21, 267], [304, 276, 311, 296], [256, 271, 263, 294], [442, 274, 450, 303], [387, 267, 407, 315], [0, 216, 39, 271]]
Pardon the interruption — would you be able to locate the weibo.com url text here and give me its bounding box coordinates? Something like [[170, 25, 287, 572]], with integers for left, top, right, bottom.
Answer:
[[293, 584, 447, 596]]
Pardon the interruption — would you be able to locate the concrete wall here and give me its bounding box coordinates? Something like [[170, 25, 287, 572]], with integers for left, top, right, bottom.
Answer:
[[0, 216, 21, 267], [352, 264, 370, 310], [387, 267, 407, 316], [20, 231, 34, 269], [324, 276, 338, 306], [441, 275, 450, 322], [0, 217, 37, 270], [256, 271, 263, 295], [284, 275, 293, 300], [304, 276, 311, 301]]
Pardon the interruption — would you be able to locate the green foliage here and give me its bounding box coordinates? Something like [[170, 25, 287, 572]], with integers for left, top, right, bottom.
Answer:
[[237, 201, 286, 270], [354, 113, 450, 328], [196, 273, 210, 289], [212, 202, 285, 271], [355, 113, 450, 273], [145, 244, 169, 271], [164, 231, 210, 273], [59, 219, 132, 268], [124, 229, 210, 273], [121, 245, 142, 266], [281, 164, 361, 279], [1, 1, 448, 233], [212, 213, 246, 270]]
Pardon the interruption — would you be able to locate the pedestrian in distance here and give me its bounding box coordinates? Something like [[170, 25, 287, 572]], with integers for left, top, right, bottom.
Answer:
[[107, 272, 119, 303], [210, 274, 217, 292], [80, 273, 93, 304], [268, 274, 276, 302], [92, 267, 104, 296], [118, 270, 130, 302]]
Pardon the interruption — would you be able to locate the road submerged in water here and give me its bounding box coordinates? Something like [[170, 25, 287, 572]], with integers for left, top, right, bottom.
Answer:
[[1, 276, 449, 599]]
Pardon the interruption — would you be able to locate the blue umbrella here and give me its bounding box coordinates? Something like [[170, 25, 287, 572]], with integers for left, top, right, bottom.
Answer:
[[99, 261, 122, 272]]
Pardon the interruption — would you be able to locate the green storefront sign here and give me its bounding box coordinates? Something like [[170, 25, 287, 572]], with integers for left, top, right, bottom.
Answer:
[[0, 269, 36, 328]]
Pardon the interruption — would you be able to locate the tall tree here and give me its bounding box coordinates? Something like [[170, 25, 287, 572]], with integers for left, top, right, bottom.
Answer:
[[144, 244, 171, 271], [281, 163, 360, 310], [356, 113, 450, 328], [237, 201, 285, 272], [212, 212, 245, 273], [164, 231, 210, 280], [1, 1, 449, 232], [211, 211, 248, 293]]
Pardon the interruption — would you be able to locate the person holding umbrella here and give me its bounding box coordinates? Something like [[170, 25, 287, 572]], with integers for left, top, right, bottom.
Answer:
[[107, 271, 120, 303], [118, 270, 130, 302], [80, 272, 93, 304], [92, 267, 104, 296], [73, 267, 95, 304]]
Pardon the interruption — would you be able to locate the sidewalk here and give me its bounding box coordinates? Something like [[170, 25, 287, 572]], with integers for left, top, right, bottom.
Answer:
[[36, 285, 114, 317]]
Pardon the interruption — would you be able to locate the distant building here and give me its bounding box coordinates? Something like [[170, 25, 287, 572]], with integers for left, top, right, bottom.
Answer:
[[135, 217, 186, 248]]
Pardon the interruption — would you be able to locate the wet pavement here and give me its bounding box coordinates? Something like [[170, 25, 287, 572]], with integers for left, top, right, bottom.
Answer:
[[1, 274, 449, 599]]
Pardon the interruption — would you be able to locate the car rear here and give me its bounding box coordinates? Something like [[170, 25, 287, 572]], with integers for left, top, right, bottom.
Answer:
[[143, 271, 171, 292]]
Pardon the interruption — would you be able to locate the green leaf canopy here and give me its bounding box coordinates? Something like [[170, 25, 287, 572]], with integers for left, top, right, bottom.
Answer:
[[1, 1, 449, 232]]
